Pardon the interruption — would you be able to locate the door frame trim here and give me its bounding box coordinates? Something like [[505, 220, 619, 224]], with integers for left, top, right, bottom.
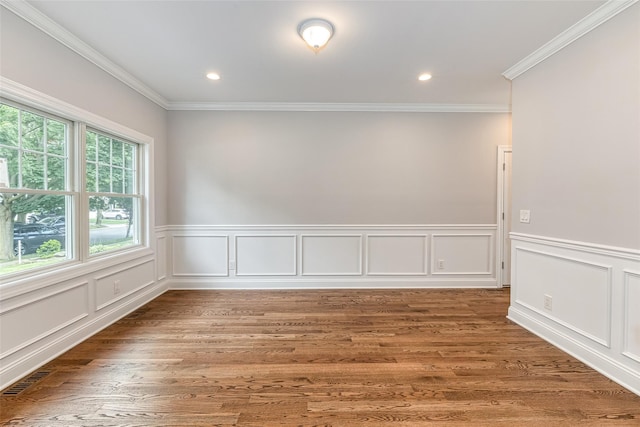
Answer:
[[496, 145, 512, 288]]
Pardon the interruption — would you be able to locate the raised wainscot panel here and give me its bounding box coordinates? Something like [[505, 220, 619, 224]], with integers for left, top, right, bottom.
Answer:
[[624, 270, 640, 363], [431, 234, 493, 275], [514, 247, 612, 347], [95, 260, 156, 311], [367, 235, 428, 275], [156, 235, 167, 281], [235, 235, 296, 276], [0, 282, 88, 359], [301, 235, 362, 276], [172, 235, 228, 277]]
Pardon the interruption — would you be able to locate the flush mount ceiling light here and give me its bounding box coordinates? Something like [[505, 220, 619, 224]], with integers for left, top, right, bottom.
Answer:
[[298, 18, 334, 53], [206, 72, 221, 81], [418, 73, 432, 81]]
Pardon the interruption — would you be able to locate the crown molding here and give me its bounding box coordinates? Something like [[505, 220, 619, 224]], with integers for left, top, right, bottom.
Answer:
[[503, 0, 639, 80], [0, 0, 169, 109], [167, 102, 511, 113]]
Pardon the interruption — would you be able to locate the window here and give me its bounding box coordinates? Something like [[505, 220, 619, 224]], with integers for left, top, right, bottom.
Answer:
[[86, 130, 140, 255], [0, 102, 72, 274], [0, 99, 147, 278]]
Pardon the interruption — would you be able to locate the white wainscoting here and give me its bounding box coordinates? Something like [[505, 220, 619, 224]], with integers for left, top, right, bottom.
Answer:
[[508, 233, 640, 396], [0, 244, 167, 390], [167, 225, 497, 289]]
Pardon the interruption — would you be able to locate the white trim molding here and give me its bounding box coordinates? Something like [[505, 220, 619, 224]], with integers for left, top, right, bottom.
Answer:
[[0, 0, 169, 108], [503, 0, 639, 80], [171, 278, 498, 290], [169, 224, 497, 232], [166, 102, 511, 113], [510, 232, 640, 260], [509, 232, 640, 396]]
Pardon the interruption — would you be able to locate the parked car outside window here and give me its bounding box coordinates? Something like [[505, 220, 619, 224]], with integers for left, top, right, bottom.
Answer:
[[13, 223, 66, 256], [102, 209, 129, 220], [37, 216, 66, 232]]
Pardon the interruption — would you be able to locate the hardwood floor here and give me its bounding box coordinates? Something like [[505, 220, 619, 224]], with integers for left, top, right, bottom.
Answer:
[[2, 288, 639, 426]]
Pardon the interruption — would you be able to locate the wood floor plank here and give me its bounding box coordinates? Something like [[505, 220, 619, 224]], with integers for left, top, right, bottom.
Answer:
[[2, 288, 639, 426]]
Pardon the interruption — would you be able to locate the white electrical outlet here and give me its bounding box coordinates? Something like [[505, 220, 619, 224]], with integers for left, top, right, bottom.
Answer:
[[437, 259, 445, 270], [229, 260, 236, 270], [544, 294, 552, 311], [520, 209, 531, 223], [114, 279, 121, 295]]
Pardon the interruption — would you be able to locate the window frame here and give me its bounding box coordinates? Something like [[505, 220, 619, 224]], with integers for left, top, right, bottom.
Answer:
[[0, 84, 154, 287], [84, 127, 144, 258], [0, 100, 76, 269]]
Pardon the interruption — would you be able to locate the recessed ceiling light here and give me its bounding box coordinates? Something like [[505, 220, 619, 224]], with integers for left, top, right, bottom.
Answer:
[[418, 73, 432, 81], [206, 72, 221, 81]]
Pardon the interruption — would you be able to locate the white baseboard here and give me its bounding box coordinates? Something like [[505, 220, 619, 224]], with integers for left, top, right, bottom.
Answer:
[[169, 277, 498, 290], [509, 305, 640, 396]]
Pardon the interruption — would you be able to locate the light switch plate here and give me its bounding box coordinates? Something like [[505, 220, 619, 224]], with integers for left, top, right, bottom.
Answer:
[[519, 209, 531, 223]]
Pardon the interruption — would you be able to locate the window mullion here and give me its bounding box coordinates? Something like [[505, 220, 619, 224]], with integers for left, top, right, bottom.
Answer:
[[92, 132, 97, 193], [17, 109, 22, 188], [121, 143, 125, 193], [75, 122, 87, 262]]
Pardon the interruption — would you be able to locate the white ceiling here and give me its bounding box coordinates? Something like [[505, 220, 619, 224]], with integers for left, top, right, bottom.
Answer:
[[24, 0, 606, 107]]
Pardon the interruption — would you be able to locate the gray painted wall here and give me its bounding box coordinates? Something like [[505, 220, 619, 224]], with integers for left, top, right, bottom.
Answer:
[[511, 3, 640, 249], [1, 5, 513, 229], [168, 111, 510, 225], [0, 8, 168, 226]]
